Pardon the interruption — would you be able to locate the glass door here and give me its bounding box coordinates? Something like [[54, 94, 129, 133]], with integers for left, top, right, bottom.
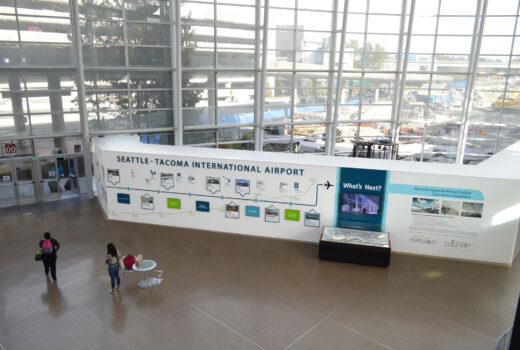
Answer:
[[57, 156, 79, 198], [75, 154, 87, 194], [61, 154, 87, 195], [14, 159, 36, 204], [39, 157, 61, 200], [0, 160, 16, 207]]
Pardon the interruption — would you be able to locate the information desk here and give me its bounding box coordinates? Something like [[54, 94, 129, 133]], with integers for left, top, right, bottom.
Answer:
[[319, 227, 390, 267]]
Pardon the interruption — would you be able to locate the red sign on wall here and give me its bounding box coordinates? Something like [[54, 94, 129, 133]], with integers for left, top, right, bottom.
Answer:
[[4, 143, 16, 155]]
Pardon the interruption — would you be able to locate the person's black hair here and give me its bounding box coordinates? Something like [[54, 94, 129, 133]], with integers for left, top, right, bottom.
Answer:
[[44, 232, 51, 239], [107, 243, 117, 257]]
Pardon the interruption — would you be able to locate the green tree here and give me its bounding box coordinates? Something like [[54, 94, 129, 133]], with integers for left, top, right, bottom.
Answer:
[[301, 79, 327, 104], [181, 20, 203, 109], [346, 40, 388, 70], [79, 1, 202, 133]]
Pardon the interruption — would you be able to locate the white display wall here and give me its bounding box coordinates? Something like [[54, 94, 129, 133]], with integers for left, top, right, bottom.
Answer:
[[94, 136, 520, 264]]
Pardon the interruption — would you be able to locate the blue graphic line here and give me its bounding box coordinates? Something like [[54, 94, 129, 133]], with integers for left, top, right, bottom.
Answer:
[[106, 184, 324, 207], [381, 171, 390, 232]]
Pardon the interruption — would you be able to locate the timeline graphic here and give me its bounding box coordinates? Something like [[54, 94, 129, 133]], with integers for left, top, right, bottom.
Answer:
[[106, 181, 326, 207]]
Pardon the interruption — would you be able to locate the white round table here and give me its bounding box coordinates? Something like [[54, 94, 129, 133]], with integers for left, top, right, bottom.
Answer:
[[132, 259, 157, 289]]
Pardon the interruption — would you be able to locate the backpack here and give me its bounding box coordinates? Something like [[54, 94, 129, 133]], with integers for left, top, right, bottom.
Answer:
[[41, 239, 54, 255], [123, 255, 135, 270]]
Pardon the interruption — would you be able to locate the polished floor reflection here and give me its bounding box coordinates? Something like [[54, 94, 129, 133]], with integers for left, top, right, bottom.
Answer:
[[0, 197, 518, 350]]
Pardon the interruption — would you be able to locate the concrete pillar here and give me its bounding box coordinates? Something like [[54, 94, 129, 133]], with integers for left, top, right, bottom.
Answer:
[[8, 73, 32, 155], [8, 73, 26, 134], [47, 73, 67, 152], [208, 72, 217, 124]]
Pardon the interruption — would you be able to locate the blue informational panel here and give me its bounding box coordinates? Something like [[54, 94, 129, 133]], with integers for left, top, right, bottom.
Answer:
[[117, 193, 130, 204], [245, 205, 260, 217], [335, 167, 388, 232], [196, 200, 210, 212]]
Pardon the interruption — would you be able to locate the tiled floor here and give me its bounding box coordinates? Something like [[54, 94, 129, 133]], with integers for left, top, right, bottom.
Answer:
[[0, 197, 518, 350]]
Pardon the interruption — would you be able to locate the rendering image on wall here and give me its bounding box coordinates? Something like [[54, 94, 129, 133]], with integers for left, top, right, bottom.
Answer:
[[235, 179, 250, 196], [141, 194, 154, 210], [225, 203, 240, 219], [304, 211, 320, 227], [107, 168, 120, 184], [461, 202, 484, 218], [411, 197, 440, 214], [341, 193, 380, 215], [265, 206, 280, 223], [161, 173, 174, 189], [441, 200, 461, 216], [206, 176, 220, 193]]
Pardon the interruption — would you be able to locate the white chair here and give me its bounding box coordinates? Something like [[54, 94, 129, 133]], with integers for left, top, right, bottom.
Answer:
[[120, 256, 135, 281], [149, 270, 163, 286]]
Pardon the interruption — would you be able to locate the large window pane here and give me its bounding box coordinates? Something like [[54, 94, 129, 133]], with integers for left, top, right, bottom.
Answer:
[[132, 110, 173, 129], [480, 36, 514, 55], [88, 111, 130, 131], [437, 17, 475, 36], [128, 47, 171, 67], [297, 11, 332, 31], [18, 16, 72, 43], [130, 71, 171, 89], [83, 46, 125, 67], [181, 2, 213, 22], [218, 126, 254, 142], [183, 108, 214, 126], [131, 91, 172, 110], [125, 0, 170, 22], [217, 5, 255, 27], [0, 115, 29, 137], [217, 49, 254, 69], [217, 106, 254, 125], [127, 23, 170, 46], [79, 0, 122, 19], [17, 0, 70, 17], [81, 20, 124, 45], [183, 129, 216, 145]]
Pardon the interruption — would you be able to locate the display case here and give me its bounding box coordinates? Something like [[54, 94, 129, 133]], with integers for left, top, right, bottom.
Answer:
[[352, 139, 399, 160], [319, 227, 391, 267]]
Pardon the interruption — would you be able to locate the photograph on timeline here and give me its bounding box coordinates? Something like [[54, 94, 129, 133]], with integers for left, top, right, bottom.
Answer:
[[265, 206, 280, 223], [225, 202, 240, 219], [206, 176, 221, 194], [107, 168, 120, 185]]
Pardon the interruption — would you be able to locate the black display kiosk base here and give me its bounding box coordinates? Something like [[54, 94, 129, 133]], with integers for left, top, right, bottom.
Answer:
[[319, 227, 391, 267]]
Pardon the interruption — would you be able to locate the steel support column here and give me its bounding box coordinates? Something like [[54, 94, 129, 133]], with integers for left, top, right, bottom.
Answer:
[[255, 0, 269, 151], [70, 0, 94, 199], [389, 0, 409, 143], [392, 0, 415, 145], [253, 0, 262, 150], [455, 0, 487, 164], [324, 0, 340, 156], [328, 0, 350, 156], [173, 0, 183, 145]]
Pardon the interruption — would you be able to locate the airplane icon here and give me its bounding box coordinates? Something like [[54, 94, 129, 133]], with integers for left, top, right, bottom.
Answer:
[[324, 181, 333, 190]]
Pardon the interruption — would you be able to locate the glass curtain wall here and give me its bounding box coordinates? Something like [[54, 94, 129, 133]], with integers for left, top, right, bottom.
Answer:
[[180, 0, 256, 150], [0, 0, 519, 163], [263, 0, 335, 153], [0, 0, 78, 155], [334, 0, 403, 156], [79, 0, 174, 145], [466, 0, 520, 164]]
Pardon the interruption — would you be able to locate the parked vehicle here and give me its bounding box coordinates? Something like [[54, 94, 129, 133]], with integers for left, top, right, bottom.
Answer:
[[492, 94, 520, 108]]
